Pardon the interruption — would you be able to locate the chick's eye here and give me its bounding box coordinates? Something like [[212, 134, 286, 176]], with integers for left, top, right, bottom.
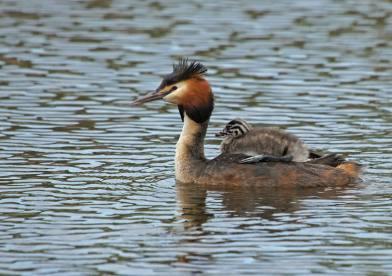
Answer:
[[172, 86, 178, 90]]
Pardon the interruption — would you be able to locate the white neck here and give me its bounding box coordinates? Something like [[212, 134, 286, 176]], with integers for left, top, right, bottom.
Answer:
[[175, 114, 208, 182]]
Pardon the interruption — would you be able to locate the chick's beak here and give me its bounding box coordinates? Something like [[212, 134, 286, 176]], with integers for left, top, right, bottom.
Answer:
[[215, 131, 226, 137]]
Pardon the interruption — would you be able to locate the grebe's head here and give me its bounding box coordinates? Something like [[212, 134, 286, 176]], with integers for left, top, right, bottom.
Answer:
[[215, 119, 252, 138], [132, 58, 214, 123]]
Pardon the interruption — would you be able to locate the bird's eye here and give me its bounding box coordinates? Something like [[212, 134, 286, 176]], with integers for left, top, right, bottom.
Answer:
[[172, 86, 178, 90]]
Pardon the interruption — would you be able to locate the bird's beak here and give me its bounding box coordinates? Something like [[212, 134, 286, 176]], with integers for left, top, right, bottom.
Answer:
[[131, 87, 176, 106], [131, 90, 164, 106], [215, 131, 226, 137]]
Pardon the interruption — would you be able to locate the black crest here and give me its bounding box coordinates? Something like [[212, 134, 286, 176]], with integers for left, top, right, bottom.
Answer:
[[172, 58, 207, 80], [160, 58, 207, 88]]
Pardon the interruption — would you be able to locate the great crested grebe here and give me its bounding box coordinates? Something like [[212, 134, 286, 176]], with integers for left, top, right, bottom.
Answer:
[[216, 118, 309, 162], [215, 118, 342, 166], [132, 58, 361, 187]]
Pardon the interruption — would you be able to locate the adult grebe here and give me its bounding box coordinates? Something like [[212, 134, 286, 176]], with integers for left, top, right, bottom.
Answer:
[[132, 58, 360, 187]]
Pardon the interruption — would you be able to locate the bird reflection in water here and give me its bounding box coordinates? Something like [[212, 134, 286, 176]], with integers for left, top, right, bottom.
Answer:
[[176, 181, 354, 229]]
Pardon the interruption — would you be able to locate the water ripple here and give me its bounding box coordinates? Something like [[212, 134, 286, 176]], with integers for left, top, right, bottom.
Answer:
[[0, 0, 391, 274]]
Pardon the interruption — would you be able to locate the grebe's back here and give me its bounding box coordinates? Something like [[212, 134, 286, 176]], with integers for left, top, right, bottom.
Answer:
[[200, 153, 361, 188]]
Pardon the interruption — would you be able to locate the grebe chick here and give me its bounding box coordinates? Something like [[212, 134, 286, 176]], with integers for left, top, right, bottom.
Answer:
[[216, 118, 309, 162], [131, 58, 361, 188]]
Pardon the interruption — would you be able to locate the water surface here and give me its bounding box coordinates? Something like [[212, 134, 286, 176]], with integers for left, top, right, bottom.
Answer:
[[0, 0, 391, 274]]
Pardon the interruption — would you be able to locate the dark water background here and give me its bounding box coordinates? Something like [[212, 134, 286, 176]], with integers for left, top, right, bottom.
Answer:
[[0, 0, 391, 274]]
